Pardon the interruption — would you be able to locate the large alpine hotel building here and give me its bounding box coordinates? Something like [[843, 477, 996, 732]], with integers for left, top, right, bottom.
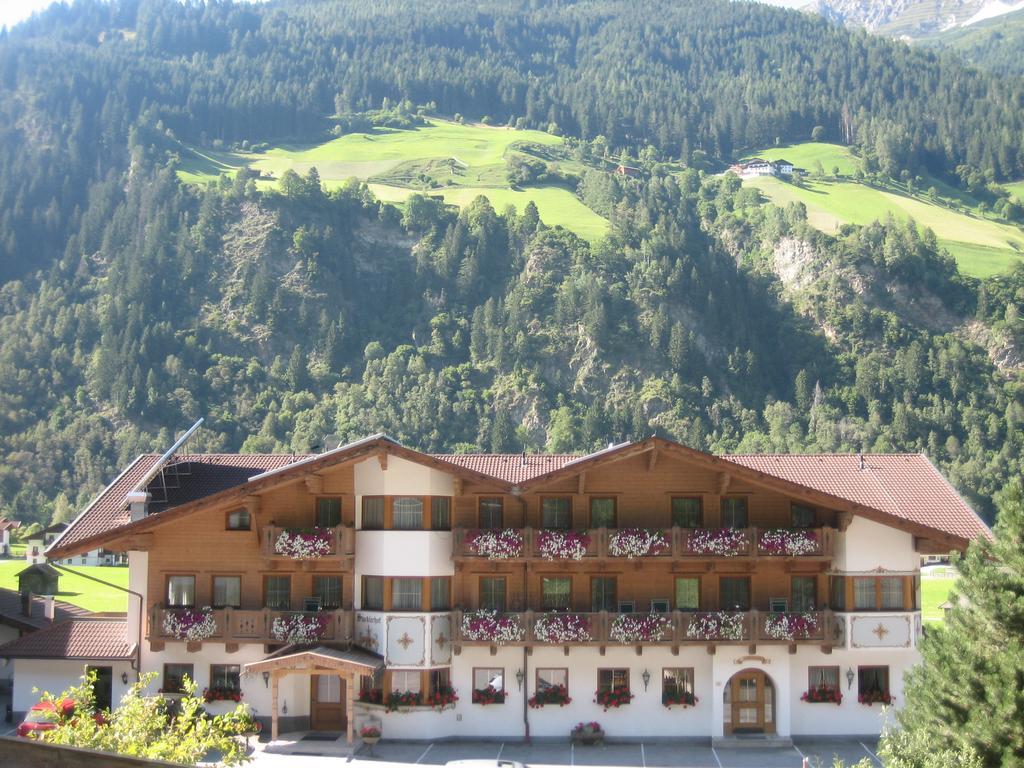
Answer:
[[10, 433, 988, 743]]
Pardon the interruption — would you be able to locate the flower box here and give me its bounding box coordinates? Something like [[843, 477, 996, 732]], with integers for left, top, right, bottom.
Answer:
[[274, 527, 334, 559], [571, 722, 604, 745], [472, 686, 506, 705], [684, 611, 746, 641], [271, 612, 329, 643], [358, 688, 384, 704], [662, 691, 698, 709], [858, 691, 893, 706], [801, 686, 842, 704], [686, 528, 749, 557], [465, 528, 524, 560], [203, 686, 242, 703], [386, 690, 422, 712], [459, 610, 525, 644], [424, 686, 458, 711], [594, 685, 633, 710], [758, 528, 819, 556], [528, 685, 571, 708], [162, 608, 217, 642], [609, 613, 672, 643], [608, 528, 670, 558], [763, 611, 820, 640], [534, 613, 591, 643], [536, 529, 591, 560]]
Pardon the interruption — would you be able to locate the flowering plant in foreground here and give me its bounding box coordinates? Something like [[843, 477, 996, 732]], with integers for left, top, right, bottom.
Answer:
[[608, 528, 670, 558], [471, 685, 506, 705], [270, 612, 329, 643], [460, 610, 525, 643], [594, 685, 633, 710], [758, 528, 819, 556], [609, 613, 672, 643], [685, 611, 746, 641], [685, 528, 749, 557], [662, 690, 698, 708], [359, 726, 381, 738], [763, 611, 820, 640], [801, 686, 842, 704], [464, 528, 524, 559], [274, 527, 333, 559], [859, 690, 893, 706], [536, 529, 591, 560], [528, 684, 571, 707], [162, 608, 217, 642], [534, 613, 592, 643]]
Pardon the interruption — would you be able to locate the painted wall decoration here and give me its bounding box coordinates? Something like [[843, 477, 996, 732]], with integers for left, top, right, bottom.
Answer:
[[849, 614, 912, 648], [431, 614, 452, 665], [355, 612, 384, 654], [387, 615, 426, 666]]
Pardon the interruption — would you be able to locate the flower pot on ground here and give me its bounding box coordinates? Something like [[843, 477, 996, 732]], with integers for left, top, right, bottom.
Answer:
[[360, 725, 381, 755], [571, 721, 604, 745]]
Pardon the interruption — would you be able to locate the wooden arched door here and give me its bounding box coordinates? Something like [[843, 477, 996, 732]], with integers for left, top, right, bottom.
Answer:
[[724, 669, 775, 735]]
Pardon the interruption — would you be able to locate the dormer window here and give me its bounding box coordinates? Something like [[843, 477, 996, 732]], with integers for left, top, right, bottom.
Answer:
[[791, 503, 816, 528], [226, 509, 250, 531]]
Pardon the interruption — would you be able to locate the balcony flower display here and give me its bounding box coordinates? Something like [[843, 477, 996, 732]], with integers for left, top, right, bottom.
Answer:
[[528, 684, 571, 708], [270, 612, 329, 643], [763, 611, 820, 640], [425, 685, 458, 711], [459, 610, 525, 644], [465, 528, 524, 560], [758, 528, 819, 556], [386, 690, 421, 712], [536, 529, 591, 560], [594, 685, 633, 710], [162, 608, 217, 642], [472, 685, 506, 705], [608, 528, 670, 558], [662, 690, 698, 709], [609, 613, 672, 643], [686, 528, 749, 557], [858, 690, 893, 706], [203, 686, 242, 703], [534, 613, 592, 643], [358, 688, 384, 704], [684, 611, 745, 641], [801, 686, 842, 704], [274, 527, 333, 559]]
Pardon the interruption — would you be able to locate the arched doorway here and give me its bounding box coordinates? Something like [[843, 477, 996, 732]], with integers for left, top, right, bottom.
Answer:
[[723, 669, 775, 735]]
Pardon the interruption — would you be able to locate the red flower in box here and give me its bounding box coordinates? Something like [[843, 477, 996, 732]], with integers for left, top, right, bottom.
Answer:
[[386, 690, 421, 712], [203, 686, 242, 703], [858, 691, 893, 706], [528, 684, 571, 708], [472, 685, 506, 705], [594, 685, 633, 711], [358, 688, 384, 704], [427, 686, 458, 711], [801, 686, 842, 704]]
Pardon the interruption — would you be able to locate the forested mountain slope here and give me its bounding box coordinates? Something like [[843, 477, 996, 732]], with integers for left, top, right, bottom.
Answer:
[[0, 0, 1021, 531]]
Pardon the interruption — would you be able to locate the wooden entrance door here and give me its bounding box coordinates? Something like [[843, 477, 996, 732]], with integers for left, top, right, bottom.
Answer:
[[310, 674, 347, 731], [725, 670, 775, 735]]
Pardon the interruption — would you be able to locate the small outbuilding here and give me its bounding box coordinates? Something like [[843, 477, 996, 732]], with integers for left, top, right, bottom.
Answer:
[[16, 563, 60, 596]]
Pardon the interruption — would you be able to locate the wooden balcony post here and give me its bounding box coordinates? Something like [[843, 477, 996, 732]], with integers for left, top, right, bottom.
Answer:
[[748, 527, 757, 557], [526, 610, 535, 643]]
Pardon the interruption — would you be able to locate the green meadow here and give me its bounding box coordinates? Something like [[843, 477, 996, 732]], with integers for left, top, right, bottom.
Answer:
[[741, 144, 1024, 278], [176, 119, 609, 242], [0, 561, 128, 613], [921, 569, 957, 624]]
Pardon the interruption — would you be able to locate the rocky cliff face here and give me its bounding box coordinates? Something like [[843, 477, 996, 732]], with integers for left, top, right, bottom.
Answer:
[[808, 0, 1022, 36]]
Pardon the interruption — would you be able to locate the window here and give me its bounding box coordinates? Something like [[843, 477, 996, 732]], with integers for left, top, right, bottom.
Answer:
[[590, 498, 616, 528], [317, 498, 341, 528], [829, 576, 846, 611], [390, 670, 421, 695], [429, 668, 451, 695], [650, 598, 670, 613], [675, 577, 700, 611], [808, 666, 839, 690], [720, 577, 750, 611], [167, 576, 195, 608], [672, 497, 703, 528], [392, 578, 423, 611], [393, 497, 424, 530], [226, 509, 250, 531], [720, 497, 749, 528], [858, 666, 890, 699], [662, 668, 695, 704], [480, 577, 506, 611], [479, 497, 504, 528], [473, 667, 504, 694], [591, 577, 617, 612], [362, 576, 384, 610], [541, 497, 572, 529], [210, 664, 241, 693], [849, 576, 909, 611], [362, 497, 385, 530], [431, 497, 451, 530], [791, 503, 816, 528], [536, 668, 567, 693], [429, 577, 451, 611], [791, 576, 816, 612], [264, 576, 291, 610], [880, 577, 904, 610], [541, 577, 571, 610], [314, 576, 342, 610], [163, 664, 193, 694], [597, 668, 629, 694], [854, 578, 878, 610], [212, 576, 241, 609]]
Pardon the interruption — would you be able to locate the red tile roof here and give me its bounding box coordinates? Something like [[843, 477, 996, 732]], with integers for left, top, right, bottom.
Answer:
[[0, 589, 92, 631], [433, 453, 579, 484], [0, 617, 133, 660]]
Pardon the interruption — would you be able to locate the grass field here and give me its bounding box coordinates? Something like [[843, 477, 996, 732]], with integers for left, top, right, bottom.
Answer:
[[921, 569, 957, 624], [177, 118, 609, 242], [740, 144, 1024, 278], [0, 561, 128, 613], [1007, 181, 1024, 201]]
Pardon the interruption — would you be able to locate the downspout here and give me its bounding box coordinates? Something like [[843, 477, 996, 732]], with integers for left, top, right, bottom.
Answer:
[[51, 563, 144, 677]]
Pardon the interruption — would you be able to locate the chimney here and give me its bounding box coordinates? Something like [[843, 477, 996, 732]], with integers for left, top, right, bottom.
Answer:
[[126, 491, 151, 522], [521, 451, 527, 466], [20, 590, 32, 617], [858, 455, 866, 471], [43, 595, 54, 622]]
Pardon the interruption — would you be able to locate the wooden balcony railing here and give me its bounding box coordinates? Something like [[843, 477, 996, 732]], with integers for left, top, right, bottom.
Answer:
[[149, 605, 355, 646], [453, 526, 833, 561], [259, 524, 355, 559], [451, 609, 840, 650]]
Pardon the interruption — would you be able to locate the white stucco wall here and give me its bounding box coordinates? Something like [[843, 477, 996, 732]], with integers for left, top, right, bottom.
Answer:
[[833, 517, 919, 572], [126, 551, 148, 651], [354, 455, 455, 502], [355, 531, 454, 587], [12, 658, 134, 715]]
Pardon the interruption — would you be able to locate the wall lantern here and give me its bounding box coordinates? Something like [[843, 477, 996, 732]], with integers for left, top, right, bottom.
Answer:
[[121, 671, 129, 685], [846, 668, 855, 690], [641, 669, 651, 691], [515, 669, 525, 691], [263, 671, 271, 688]]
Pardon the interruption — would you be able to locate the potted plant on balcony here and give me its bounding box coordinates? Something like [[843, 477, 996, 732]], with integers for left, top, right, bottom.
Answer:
[[609, 528, 670, 558], [571, 721, 604, 745], [763, 611, 820, 641], [759, 528, 819, 556], [386, 690, 422, 712], [465, 528, 524, 559], [686, 528, 749, 557], [684, 611, 745, 641], [528, 684, 571, 708], [472, 685, 505, 705], [270, 612, 329, 643], [534, 613, 592, 643], [536, 529, 591, 560], [360, 725, 381, 755], [162, 608, 218, 642], [274, 527, 334, 559], [609, 613, 672, 643], [801, 685, 842, 704], [459, 610, 525, 644], [594, 685, 633, 711], [662, 690, 698, 709]]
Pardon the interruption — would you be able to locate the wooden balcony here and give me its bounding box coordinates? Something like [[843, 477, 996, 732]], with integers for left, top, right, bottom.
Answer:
[[148, 605, 355, 650], [259, 524, 355, 563], [452, 526, 834, 562], [451, 609, 841, 652]]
